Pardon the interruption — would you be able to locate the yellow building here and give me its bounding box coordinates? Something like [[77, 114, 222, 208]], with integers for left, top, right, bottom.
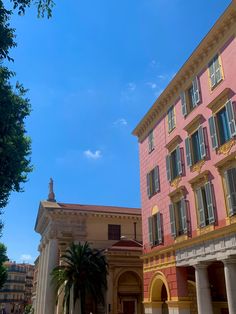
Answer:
[[34, 180, 143, 314]]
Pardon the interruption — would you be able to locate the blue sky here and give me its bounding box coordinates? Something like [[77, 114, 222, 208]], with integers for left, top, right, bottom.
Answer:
[[2, 0, 231, 263]]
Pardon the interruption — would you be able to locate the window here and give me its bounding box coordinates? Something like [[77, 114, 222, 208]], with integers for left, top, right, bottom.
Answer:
[[195, 181, 215, 227], [224, 167, 236, 216], [180, 76, 201, 116], [209, 54, 223, 88], [169, 198, 187, 237], [148, 130, 154, 153], [209, 99, 236, 149], [167, 106, 175, 132], [147, 166, 160, 198], [148, 212, 163, 246], [108, 224, 121, 240], [166, 146, 182, 181], [185, 126, 206, 167]]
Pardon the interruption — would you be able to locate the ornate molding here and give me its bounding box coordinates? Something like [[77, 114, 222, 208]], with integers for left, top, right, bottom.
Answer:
[[191, 159, 205, 174], [170, 176, 182, 189], [133, 4, 236, 142], [217, 138, 236, 155]]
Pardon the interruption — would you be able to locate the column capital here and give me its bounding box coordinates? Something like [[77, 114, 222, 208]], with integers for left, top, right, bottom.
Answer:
[[192, 262, 209, 270], [221, 257, 236, 265]]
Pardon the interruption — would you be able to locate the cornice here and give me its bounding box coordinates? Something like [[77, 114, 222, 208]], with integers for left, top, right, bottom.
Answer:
[[132, 2, 236, 142]]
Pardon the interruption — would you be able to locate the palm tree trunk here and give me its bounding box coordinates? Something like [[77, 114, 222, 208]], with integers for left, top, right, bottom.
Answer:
[[69, 285, 74, 314]]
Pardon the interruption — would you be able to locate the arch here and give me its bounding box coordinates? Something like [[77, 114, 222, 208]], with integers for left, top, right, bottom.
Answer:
[[114, 268, 142, 289], [149, 271, 170, 302]]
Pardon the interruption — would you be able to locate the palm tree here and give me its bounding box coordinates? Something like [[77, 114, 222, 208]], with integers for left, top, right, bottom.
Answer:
[[51, 242, 108, 314]]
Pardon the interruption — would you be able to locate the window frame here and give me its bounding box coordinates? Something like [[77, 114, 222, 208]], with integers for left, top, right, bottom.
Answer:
[[146, 166, 160, 198], [108, 224, 121, 240], [223, 166, 236, 217], [169, 197, 188, 238], [148, 212, 163, 246], [166, 145, 182, 182], [208, 99, 236, 150], [194, 181, 215, 228], [180, 76, 201, 117], [148, 130, 155, 153], [185, 125, 206, 168], [208, 54, 224, 90], [167, 105, 176, 133]]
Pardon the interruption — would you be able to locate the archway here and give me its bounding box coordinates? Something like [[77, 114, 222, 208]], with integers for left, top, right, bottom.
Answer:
[[116, 271, 142, 314], [149, 272, 170, 314]]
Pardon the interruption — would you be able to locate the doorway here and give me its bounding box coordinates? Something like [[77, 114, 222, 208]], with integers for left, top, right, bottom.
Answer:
[[123, 300, 135, 314]]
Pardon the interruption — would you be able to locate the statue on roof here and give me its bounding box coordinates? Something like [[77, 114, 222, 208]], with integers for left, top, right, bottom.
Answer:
[[47, 178, 56, 202]]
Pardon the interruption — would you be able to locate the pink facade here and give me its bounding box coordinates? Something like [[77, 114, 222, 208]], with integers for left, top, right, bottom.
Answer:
[[134, 2, 236, 314], [140, 35, 236, 249]]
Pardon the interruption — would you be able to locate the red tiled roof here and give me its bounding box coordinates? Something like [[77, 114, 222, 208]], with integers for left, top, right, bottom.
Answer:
[[112, 239, 142, 248], [57, 203, 141, 215]]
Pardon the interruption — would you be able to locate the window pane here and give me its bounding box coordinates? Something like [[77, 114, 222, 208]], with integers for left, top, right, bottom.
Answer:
[[217, 107, 231, 145], [171, 149, 178, 179], [108, 224, 121, 240], [192, 131, 201, 164], [176, 201, 184, 235]]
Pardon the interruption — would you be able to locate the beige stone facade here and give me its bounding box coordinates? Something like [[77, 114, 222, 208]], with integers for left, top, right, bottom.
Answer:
[[34, 200, 143, 314]]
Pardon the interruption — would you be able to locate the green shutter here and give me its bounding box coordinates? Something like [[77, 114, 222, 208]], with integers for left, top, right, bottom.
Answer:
[[176, 146, 182, 175], [180, 198, 188, 234], [214, 55, 222, 84], [204, 182, 215, 224], [169, 204, 176, 238], [209, 59, 216, 87], [185, 137, 192, 167], [180, 92, 187, 117], [192, 77, 200, 105], [168, 108, 172, 132], [166, 155, 171, 182], [226, 100, 236, 137], [157, 212, 163, 244], [148, 217, 153, 245], [208, 116, 218, 149], [148, 131, 154, 152], [196, 188, 206, 227], [198, 126, 206, 159], [146, 173, 151, 198], [154, 166, 160, 193], [224, 169, 236, 216]]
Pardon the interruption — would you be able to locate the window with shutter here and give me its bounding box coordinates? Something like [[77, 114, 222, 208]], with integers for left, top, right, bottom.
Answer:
[[225, 100, 236, 137], [148, 130, 154, 153], [167, 106, 175, 132], [166, 146, 183, 182], [148, 213, 163, 246], [146, 166, 160, 198], [169, 203, 176, 238], [208, 116, 218, 149], [185, 126, 206, 168], [224, 168, 236, 216], [169, 199, 188, 237], [208, 54, 223, 89], [148, 217, 153, 245], [195, 182, 216, 228], [181, 76, 201, 117], [192, 77, 201, 105], [180, 91, 187, 117]]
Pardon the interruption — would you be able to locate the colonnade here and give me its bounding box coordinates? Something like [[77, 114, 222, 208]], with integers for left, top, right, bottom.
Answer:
[[194, 258, 236, 314]]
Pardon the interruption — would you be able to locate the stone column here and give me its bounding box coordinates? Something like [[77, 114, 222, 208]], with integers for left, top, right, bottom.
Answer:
[[41, 238, 59, 314], [194, 264, 213, 314], [223, 258, 236, 314], [35, 244, 46, 314]]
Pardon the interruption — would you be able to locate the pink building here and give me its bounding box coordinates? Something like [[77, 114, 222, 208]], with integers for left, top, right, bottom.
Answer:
[[133, 2, 236, 314]]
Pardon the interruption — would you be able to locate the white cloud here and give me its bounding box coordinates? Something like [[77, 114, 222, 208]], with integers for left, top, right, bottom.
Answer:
[[113, 118, 128, 126], [20, 254, 33, 262], [127, 82, 136, 92], [84, 150, 102, 160], [157, 74, 167, 80], [146, 82, 157, 89]]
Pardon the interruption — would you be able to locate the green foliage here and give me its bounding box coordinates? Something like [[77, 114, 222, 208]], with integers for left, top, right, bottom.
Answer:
[[10, 0, 55, 18], [51, 242, 108, 314], [0, 243, 8, 289], [0, 0, 32, 210]]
